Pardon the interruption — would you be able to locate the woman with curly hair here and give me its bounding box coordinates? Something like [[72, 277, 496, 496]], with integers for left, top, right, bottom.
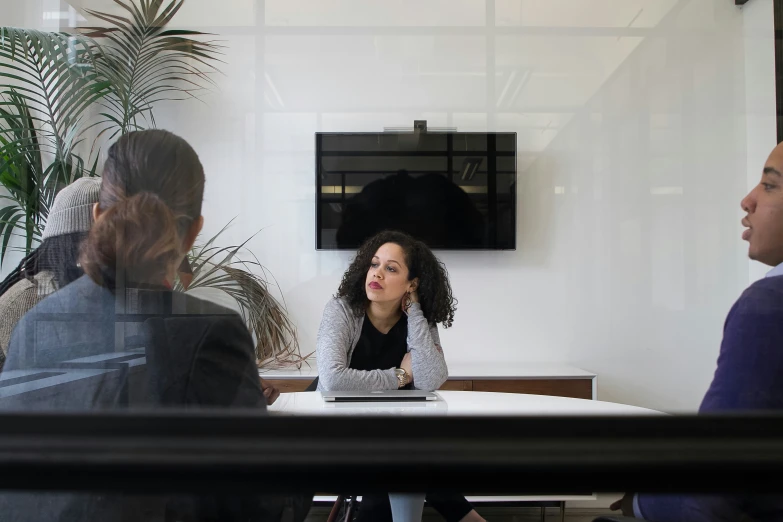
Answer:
[[316, 230, 485, 522], [317, 229, 453, 392]]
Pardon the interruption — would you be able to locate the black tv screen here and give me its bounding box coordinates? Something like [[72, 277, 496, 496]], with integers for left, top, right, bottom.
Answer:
[[315, 132, 517, 250]]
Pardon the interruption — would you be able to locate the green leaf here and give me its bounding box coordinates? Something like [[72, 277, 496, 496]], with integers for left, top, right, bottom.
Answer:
[[179, 220, 304, 368], [0, 28, 111, 194], [1, 1, 224, 267], [80, 0, 222, 134], [0, 212, 22, 264]]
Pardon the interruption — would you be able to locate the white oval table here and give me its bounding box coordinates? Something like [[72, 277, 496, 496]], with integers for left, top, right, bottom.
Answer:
[[268, 390, 661, 417], [269, 391, 660, 520]]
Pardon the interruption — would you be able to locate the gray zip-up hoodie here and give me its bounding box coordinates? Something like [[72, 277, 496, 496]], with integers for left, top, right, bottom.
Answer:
[[315, 297, 449, 391]]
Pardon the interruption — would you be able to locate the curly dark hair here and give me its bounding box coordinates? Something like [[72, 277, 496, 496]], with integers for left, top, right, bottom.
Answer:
[[336, 230, 457, 328]]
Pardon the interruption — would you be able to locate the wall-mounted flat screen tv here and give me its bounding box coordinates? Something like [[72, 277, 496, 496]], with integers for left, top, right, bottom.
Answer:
[[315, 132, 517, 250]]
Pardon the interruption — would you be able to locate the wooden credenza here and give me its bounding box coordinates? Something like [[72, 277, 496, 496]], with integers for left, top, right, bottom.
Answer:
[[260, 362, 596, 400]]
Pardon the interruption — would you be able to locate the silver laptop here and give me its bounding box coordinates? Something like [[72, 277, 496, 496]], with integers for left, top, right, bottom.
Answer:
[[321, 390, 440, 402]]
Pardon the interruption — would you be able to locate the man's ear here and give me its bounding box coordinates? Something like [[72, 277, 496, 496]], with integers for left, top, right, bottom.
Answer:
[[92, 202, 102, 222]]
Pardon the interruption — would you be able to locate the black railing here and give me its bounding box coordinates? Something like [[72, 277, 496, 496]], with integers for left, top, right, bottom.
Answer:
[[0, 413, 782, 494]]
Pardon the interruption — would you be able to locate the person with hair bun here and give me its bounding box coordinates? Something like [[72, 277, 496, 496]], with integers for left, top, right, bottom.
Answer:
[[2, 129, 309, 521]]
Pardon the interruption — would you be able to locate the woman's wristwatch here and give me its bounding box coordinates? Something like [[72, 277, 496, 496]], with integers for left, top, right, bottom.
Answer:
[[394, 368, 410, 388]]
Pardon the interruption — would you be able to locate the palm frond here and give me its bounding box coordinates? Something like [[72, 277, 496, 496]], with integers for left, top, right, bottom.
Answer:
[[221, 266, 309, 369], [81, 0, 223, 135], [0, 92, 47, 262], [176, 222, 307, 369], [0, 28, 111, 173], [0, 28, 108, 265], [0, 1, 226, 268]]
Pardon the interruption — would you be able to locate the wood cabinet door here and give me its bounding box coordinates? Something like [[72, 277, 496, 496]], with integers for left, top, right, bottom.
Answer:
[[438, 380, 473, 391], [472, 379, 593, 400], [263, 379, 311, 393]]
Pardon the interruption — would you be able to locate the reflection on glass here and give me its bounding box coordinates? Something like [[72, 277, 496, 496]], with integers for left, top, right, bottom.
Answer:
[[495, 0, 679, 28], [0, 129, 312, 521], [265, 0, 486, 27]]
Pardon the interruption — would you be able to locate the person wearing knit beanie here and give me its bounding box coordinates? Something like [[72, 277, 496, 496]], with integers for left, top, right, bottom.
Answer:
[[0, 177, 102, 362], [41, 177, 102, 240]]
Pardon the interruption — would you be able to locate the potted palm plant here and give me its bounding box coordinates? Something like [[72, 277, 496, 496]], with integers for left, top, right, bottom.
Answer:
[[0, 0, 303, 368], [178, 220, 308, 369], [0, 0, 221, 262], [0, 29, 108, 260]]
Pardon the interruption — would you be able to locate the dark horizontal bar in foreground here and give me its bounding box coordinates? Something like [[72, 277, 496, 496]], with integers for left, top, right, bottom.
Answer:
[[0, 412, 782, 494]]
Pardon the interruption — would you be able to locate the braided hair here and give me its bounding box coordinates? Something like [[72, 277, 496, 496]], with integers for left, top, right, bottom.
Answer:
[[0, 249, 40, 297], [0, 232, 89, 298]]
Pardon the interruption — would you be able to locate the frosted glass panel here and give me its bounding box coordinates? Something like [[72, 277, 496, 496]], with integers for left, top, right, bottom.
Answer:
[[33, 0, 776, 413], [266, 0, 486, 27], [265, 35, 486, 111], [496, 0, 680, 28]]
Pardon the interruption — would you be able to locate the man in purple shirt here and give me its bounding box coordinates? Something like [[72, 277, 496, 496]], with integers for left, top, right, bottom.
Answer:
[[610, 142, 783, 521]]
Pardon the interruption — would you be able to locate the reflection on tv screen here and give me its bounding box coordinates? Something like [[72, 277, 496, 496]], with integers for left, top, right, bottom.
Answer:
[[316, 132, 517, 250]]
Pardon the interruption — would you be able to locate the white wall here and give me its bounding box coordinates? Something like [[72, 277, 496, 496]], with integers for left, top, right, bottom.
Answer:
[[744, 0, 779, 282], [0, 0, 56, 28], [530, 0, 768, 412], [14, 0, 776, 412]]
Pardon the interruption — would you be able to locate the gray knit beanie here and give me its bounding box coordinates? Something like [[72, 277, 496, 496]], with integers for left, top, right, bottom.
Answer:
[[42, 177, 102, 240]]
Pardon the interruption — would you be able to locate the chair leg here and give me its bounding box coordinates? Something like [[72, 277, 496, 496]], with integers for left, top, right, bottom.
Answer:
[[540, 506, 546, 522], [326, 495, 344, 522], [559, 501, 565, 522], [344, 495, 357, 522]]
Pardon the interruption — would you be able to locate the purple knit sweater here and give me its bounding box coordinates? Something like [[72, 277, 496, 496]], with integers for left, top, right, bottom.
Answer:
[[636, 275, 783, 522]]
